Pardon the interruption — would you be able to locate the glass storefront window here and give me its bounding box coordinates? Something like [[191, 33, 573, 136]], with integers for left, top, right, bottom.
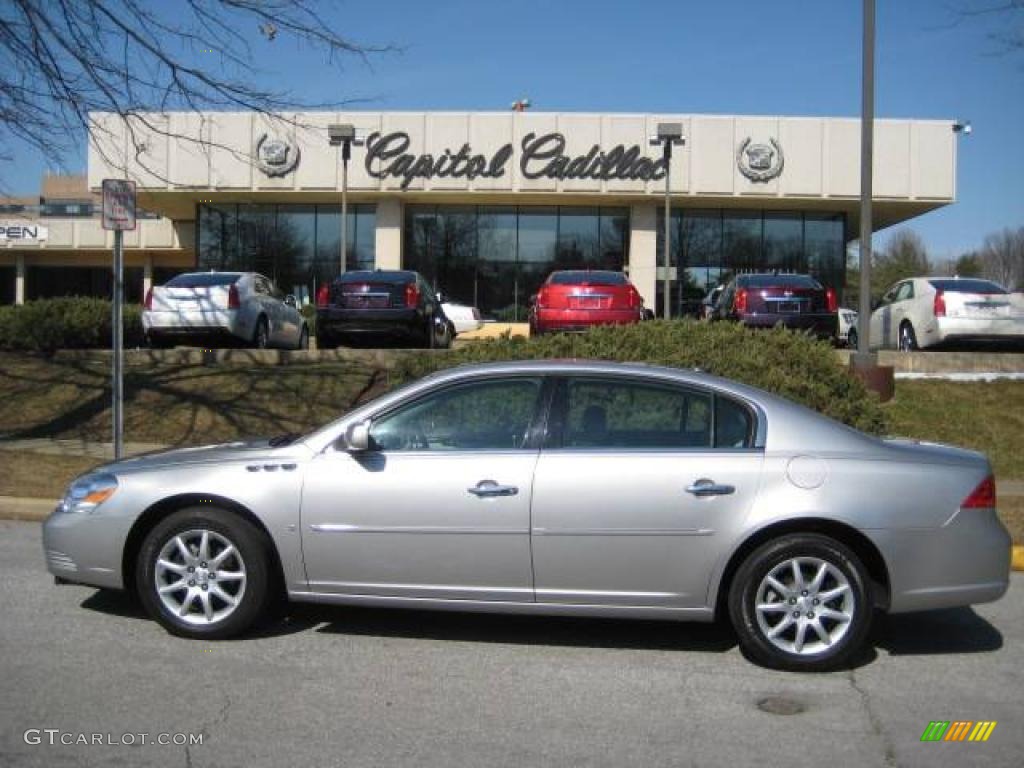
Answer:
[[197, 203, 375, 306], [656, 209, 847, 316]]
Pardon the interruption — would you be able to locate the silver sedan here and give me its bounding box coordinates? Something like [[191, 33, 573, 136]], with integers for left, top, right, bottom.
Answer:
[[42, 361, 1011, 670]]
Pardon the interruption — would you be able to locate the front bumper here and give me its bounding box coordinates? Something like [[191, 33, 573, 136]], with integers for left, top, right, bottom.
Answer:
[[533, 308, 642, 334], [872, 507, 1011, 613], [42, 506, 132, 590]]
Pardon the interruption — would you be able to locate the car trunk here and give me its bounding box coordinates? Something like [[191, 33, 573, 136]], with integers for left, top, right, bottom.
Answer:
[[150, 284, 234, 312], [541, 283, 636, 310], [745, 285, 828, 314], [334, 280, 411, 310], [938, 289, 1024, 319]]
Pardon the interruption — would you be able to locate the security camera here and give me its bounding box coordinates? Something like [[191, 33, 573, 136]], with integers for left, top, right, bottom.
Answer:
[[328, 124, 356, 145]]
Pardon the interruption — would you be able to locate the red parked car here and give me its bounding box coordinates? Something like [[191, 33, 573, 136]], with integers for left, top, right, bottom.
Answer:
[[529, 270, 646, 335], [710, 273, 838, 340]]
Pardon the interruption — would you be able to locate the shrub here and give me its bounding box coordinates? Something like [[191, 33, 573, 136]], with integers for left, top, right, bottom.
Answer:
[[0, 297, 145, 355], [392, 320, 887, 435]]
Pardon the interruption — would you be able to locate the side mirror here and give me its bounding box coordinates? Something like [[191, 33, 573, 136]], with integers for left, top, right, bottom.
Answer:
[[284, 295, 297, 308], [342, 420, 371, 452]]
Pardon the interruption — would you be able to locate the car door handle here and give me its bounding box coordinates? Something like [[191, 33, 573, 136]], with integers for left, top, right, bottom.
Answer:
[[468, 480, 519, 498], [685, 479, 736, 497]]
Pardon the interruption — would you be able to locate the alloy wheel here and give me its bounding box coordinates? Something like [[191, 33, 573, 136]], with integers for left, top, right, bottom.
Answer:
[[153, 529, 247, 626], [753, 556, 855, 656]]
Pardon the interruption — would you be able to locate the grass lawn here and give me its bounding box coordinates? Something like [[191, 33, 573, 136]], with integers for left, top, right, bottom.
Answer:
[[1, 352, 1021, 541]]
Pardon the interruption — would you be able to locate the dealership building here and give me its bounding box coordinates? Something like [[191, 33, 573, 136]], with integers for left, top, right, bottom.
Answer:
[[1, 110, 959, 319]]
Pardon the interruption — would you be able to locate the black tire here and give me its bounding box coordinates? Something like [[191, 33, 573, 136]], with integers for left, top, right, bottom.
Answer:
[[728, 533, 873, 672], [253, 316, 270, 349], [136, 507, 272, 640], [424, 315, 437, 349], [147, 334, 172, 350], [847, 328, 858, 350], [316, 332, 337, 350], [296, 325, 309, 351], [898, 321, 918, 352]]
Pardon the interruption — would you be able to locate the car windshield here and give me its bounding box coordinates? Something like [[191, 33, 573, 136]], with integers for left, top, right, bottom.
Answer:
[[549, 271, 627, 286], [165, 273, 242, 288], [739, 274, 821, 289], [928, 278, 1007, 295]]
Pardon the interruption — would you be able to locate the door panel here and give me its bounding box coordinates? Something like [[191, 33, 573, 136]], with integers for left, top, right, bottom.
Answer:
[[301, 451, 537, 600], [531, 452, 762, 608]]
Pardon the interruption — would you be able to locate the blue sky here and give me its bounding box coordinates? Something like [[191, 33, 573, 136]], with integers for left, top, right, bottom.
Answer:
[[12, 0, 1023, 261]]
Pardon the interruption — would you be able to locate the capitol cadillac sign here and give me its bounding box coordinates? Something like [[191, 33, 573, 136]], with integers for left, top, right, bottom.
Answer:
[[253, 129, 786, 188], [0, 222, 48, 241]]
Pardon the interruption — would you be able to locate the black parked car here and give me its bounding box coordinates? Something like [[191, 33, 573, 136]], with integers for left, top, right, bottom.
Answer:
[[710, 273, 838, 341], [315, 270, 453, 349]]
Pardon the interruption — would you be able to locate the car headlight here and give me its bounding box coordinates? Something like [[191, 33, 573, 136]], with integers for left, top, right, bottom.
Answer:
[[58, 473, 119, 514]]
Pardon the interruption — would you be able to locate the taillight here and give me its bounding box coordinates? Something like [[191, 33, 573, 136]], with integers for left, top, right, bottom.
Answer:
[[934, 290, 946, 317], [961, 475, 996, 509], [316, 283, 330, 308], [404, 282, 420, 309], [627, 286, 640, 308], [536, 287, 550, 309], [826, 287, 838, 313], [144, 288, 153, 310], [228, 284, 240, 309], [734, 288, 748, 314]]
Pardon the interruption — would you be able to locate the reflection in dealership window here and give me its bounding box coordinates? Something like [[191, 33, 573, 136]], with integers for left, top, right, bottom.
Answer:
[[369, 379, 542, 452]]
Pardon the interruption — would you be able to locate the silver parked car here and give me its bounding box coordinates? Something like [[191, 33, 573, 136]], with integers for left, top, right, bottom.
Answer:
[[143, 271, 309, 349], [43, 361, 1010, 670]]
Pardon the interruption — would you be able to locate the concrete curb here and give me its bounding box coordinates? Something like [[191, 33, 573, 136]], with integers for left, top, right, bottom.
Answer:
[[2, 495, 1022, 572]]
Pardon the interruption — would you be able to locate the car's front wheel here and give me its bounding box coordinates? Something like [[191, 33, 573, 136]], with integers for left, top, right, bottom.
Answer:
[[136, 507, 271, 639], [728, 533, 873, 671], [898, 321, 918, 352]]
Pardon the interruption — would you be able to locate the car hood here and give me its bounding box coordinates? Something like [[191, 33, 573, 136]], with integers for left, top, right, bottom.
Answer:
[[98, 438, 314, 474]]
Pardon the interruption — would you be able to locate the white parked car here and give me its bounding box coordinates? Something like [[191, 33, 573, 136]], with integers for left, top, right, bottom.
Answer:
[[441, 301, 484, 335], [838, 309, 859, 348], [143, 272, 309, 349], [869, 277, 1024, 351]]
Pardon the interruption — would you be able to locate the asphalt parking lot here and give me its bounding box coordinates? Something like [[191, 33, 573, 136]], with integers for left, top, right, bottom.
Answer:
[[1, 520, 1020, 768]]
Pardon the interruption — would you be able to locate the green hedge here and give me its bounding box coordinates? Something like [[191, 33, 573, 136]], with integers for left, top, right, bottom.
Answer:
[[393, 320, 886, 435], [0, 298, 145, 355]]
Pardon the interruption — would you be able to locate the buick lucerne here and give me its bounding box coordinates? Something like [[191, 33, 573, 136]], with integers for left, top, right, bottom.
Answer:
[[43, 361, 1011, 670]]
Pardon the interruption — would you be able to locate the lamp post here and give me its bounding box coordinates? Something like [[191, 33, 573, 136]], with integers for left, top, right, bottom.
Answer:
[[856, 0, 875, 360], [650, 123, 685, 319], [328, 124, 364, 276]]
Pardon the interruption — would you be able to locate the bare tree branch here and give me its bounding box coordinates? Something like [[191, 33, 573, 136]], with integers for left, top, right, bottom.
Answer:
[[0, 0, 396, 186]]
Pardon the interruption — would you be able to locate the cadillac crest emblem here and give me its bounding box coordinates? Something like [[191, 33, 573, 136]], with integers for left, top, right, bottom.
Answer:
[[737, 137, 784, 182], [254, 133, 300, 177]]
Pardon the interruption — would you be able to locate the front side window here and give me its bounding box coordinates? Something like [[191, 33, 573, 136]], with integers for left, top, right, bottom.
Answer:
[[369, 378, 543, 452]]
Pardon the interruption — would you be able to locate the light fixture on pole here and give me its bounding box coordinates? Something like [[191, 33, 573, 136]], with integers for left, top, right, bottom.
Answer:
[[328, 123, 365, 277], [649, 123, 685, 319], [952, 120, 972, 135], [511, 98, 531, 112]]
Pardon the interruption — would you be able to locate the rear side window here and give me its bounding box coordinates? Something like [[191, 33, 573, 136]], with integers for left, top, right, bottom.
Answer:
[[165, 273, 241, 288], [557, 379, 712, 449], [928, 279, 1007, 295], [548, 271, 627, 286], [715, 397, 754, 448]]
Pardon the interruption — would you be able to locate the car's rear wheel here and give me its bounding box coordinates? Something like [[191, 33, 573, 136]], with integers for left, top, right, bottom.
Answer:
[[296, 325, 309, 351], [847, 328, 858, 350], [898, 321, 918, 352], [728, 533, 873, 671], [253, 317, 270, 349], [136, 507, 271, 639]]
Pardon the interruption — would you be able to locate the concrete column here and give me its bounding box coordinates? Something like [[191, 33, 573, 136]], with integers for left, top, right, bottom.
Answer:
[[628, 204, 657, 309], [15, 253, 25, 305], [143, 253, 153, 296], [374, 198, 403, 270]]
